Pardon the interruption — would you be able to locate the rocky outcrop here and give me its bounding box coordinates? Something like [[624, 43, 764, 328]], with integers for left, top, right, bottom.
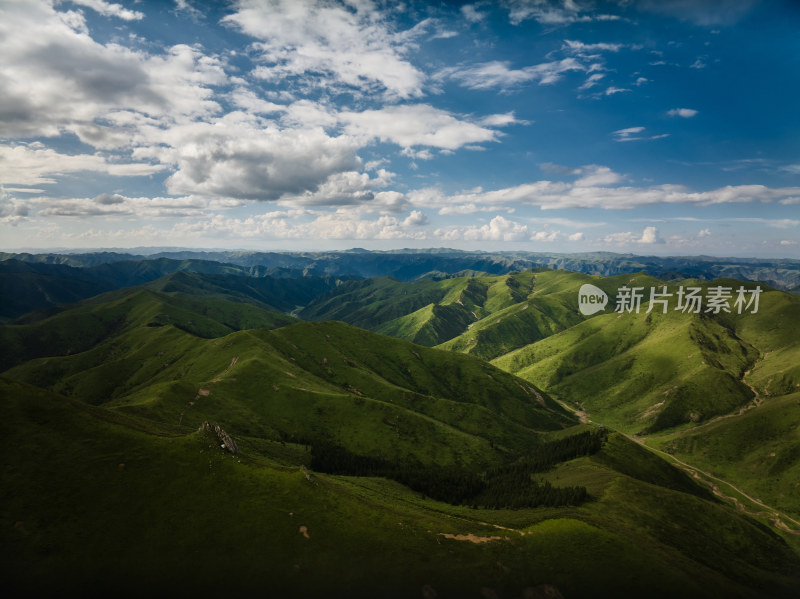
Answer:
[[200, 421, 238, 454]]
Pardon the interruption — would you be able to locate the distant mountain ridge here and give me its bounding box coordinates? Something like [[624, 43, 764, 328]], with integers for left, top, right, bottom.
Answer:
[[3, 248, 799, 289]]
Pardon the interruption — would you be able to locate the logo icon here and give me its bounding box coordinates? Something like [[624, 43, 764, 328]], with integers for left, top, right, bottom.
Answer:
[[578, 284, 608, 316]]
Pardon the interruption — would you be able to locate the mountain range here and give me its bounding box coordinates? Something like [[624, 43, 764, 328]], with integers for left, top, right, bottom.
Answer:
[[1, 251, 799, 597]]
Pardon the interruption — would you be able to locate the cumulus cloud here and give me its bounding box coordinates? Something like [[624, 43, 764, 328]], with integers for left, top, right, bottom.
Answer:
[[276, 169, 403, 210], [434, 215, 529, 241], [604, 226, 664, 245], [667, 108, 698, 118], [403, 210, 428, 226], [339, 104, 501, 150], [222, 0, 426, 99], [157, 113, 362, 201], [0, 2, 227, 138]]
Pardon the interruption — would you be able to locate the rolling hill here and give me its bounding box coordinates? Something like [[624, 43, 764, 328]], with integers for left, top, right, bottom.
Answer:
[[2, 266, 800, 596], [0, 257, 351, 322]]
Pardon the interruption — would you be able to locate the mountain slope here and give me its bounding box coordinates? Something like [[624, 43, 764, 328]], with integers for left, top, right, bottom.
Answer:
[[0, 277, 298, 372], [492, 278, 799, 435], [0, 257, 350, 321], [2, 376, 799, 598], [3, 316, 572, 467]]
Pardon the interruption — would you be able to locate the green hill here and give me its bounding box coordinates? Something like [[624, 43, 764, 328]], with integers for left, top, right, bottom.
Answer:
[[300, 270, 578, 349], [0, 280, 298, 372], [492, 279, 800, 434], [0, 257, 349, 321], [4, 312, 572, 467]]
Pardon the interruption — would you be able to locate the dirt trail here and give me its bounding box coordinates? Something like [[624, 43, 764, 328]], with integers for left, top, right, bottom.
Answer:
[[626, 433, 800, 535], [438, 533, 504, 544], [211, 356, 240, 382], [553, 398, 800, 536]]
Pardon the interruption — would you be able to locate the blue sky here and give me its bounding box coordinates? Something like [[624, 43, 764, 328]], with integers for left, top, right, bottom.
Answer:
[[0, 0, 799, 256]]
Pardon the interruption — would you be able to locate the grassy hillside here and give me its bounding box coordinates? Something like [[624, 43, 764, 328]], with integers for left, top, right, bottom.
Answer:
[[0, 281, 297, 372], [301, 270, 583, 350], [2, 377, 798, 598], [490, 278, 800, 433], [0, 257, 349, 321], [649, 390, 800, 519], [4, 313, 572, 468]]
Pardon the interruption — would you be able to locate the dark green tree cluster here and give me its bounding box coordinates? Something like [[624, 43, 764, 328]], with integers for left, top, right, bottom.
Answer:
[[309, 429, 606, 509]]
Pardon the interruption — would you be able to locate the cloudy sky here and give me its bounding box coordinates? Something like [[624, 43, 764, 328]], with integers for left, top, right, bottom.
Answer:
[[1, 0, 799, 256]]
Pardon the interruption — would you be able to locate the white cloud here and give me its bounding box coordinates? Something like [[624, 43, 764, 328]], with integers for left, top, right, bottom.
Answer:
[[222, 0, 426, 99], [568, 232, 585, 241], [780, 240, 798, 246], [18, 192, 219, 219], [422, 178, 800, 211], [276, 169, 403, 210], [0, 2, 227, 139], [578, 73, 605, 90], [461, 4, 486, 23], [339, 104, 501, 150], [605, 86, 630, 96], [613, 126, 669, 142], [479, 112, 528, 127], [531, 230, 561, 242], [403, 210, 428, 226], [434, 215, 529, 242], [503, 0, 620, 25], [157, 112, 362, 201], [640, 226, 664, 244], [563, 40, 623, 54], [440, 58, 585, 90], [68, 0, 144, 21], [0, 144, 164, 186], [573, 165, 624, 187], [667, 108, 698, 118], [780, 164, 800, 176], [167, 209, 428, 241], [604, 226, 664, 245], [174, 0, 203, 19], [698, 228, 711, 238]]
